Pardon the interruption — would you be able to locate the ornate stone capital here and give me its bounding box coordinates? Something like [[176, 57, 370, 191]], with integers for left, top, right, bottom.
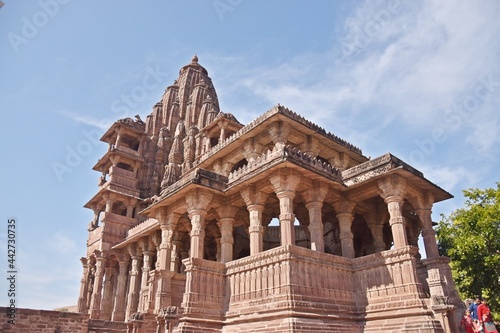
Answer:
[[269, 170, 301, 193], [378, 175, 407, 203], [240, 185, 269, 207], [128, 243, 143, 257], [268, 121, 291, 146], [409, 191, 435, 211], [185, 190, 212, 215], [302, 181, 328, 204], [215, 204, 239, 219], [333, 200, 356, 214], [138, 237, 154, 253]]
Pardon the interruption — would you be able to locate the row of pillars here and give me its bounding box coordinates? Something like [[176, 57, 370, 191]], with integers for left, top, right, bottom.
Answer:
[[78, 174, 441, 321], [77, 232, 187, 321], [179, 173, 440, 263]]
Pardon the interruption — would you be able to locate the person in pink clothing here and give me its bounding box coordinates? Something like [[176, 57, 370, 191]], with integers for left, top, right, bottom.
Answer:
[[478, 299, 492, 324], [478, 299, 498, 333], [460, 309, 477, 333]]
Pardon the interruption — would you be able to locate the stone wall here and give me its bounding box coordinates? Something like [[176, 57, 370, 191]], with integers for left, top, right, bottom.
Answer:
[[0, 307, 88, 333]]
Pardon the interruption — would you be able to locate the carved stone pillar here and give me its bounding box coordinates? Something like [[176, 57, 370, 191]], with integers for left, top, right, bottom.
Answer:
[[115, 127, 123, 147], [303, 183, 328, 252], [171, 240, 182, 272], [333, 200, 356, 258], [89, 206, 101, 230], [139, 245, 154, 312], [185, 191, 212, 259], [419, 211, 439, 258], [89, 253, 107, 319], [86, 262, 94, 311], [218, 217, 234, 263], [125, 244, 142, 320], [157, 211, 180, 270], [306, 201, 324, 252], [270, 172, 301, 247], [277, 191, 296, 246], [103, 193, 114, 213], [241, 187, 268, 255], [100, 266, 116, 320], [77, 257, 89, 313], [218, 120, 227, 142], [126, 198, 137, 218], [188, 210, 206, 259], [378, 176, 408, 249], [112, 256, 129, 322], [413, 193, 439, 259], [365, 212, 386, 253], [249, 205, 266, 255]]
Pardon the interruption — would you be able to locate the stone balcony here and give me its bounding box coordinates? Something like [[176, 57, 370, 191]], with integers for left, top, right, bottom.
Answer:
[[101, 211, 137, 227], [98, 165, 140, 197], [87, 212, 139, 251], [110, 143, 141, 157]]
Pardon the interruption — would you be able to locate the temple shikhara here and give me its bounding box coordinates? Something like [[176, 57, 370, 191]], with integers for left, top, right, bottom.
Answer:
[[41, 56, 467, 332]]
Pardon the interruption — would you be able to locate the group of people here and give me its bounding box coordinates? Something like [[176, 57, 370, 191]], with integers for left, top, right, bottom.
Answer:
[[461, 298, 498, 333]]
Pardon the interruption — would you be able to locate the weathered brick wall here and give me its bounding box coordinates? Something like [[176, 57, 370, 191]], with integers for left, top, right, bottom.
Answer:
[[0, 307, 89, 333]]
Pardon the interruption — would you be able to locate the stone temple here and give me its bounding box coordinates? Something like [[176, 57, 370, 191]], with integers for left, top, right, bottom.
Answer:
[[1, 56, 465, 333]]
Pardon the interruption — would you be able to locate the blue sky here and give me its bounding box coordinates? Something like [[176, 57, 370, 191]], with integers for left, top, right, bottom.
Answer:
[[0, 0, 499, 310]]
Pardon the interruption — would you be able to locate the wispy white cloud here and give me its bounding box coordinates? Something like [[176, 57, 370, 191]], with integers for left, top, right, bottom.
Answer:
[[57, 109, 112, 130], [420, 165, 480, 194]]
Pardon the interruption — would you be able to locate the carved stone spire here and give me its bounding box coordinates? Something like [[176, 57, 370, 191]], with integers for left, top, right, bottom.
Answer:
[[161, 121, 186, 190]]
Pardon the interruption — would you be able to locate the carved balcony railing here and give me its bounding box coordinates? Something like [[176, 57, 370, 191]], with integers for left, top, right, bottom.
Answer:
[[126, 217, 159, 240], [227, 145, 342, 186]]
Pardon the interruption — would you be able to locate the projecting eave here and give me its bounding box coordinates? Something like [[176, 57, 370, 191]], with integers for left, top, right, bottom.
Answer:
[[201, 112, 244, 135], [100, 117, 146, 143], [342, 153, 453, 203], [84, 187, 142, 210]]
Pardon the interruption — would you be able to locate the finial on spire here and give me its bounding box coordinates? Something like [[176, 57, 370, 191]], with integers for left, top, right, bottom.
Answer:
[[192, 54, 198, 63]]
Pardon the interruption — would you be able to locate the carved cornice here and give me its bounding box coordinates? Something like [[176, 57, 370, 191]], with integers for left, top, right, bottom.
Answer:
[[342, 153, 423, 187]]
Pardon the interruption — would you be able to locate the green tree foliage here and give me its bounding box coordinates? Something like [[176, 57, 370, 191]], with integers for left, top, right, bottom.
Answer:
[[436, 183, 500, 321]]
